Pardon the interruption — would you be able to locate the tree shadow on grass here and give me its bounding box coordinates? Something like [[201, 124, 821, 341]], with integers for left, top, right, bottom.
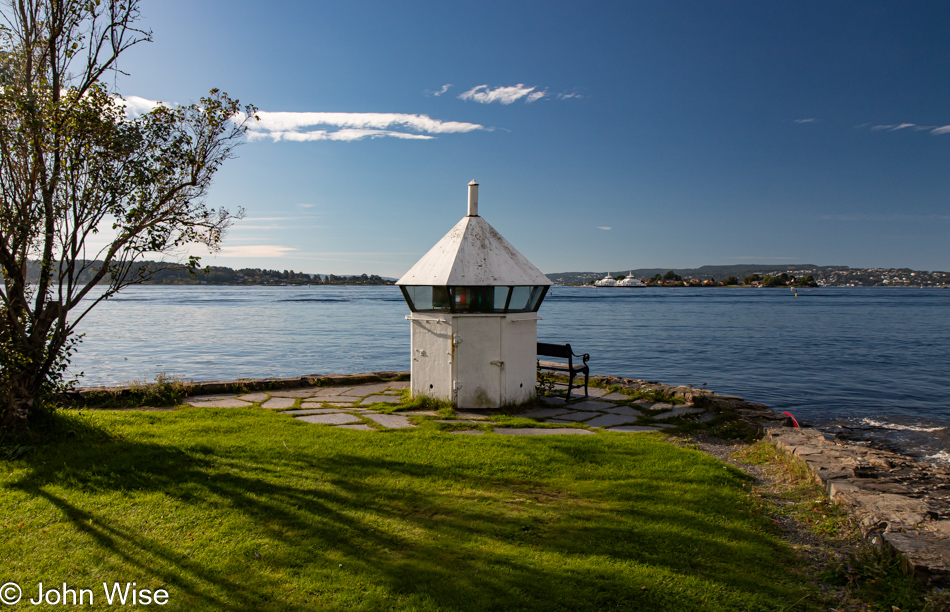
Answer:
[[3, 412, 812, 611]]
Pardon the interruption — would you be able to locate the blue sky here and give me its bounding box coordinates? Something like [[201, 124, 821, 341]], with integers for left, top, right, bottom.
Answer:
[[117, 0, 950, 276]]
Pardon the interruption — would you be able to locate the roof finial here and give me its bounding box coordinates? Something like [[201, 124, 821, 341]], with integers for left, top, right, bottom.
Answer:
[[467, 180, 479, 216]]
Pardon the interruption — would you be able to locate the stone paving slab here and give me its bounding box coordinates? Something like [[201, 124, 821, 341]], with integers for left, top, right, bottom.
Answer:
[[652, 407, 705, 420], [451, 430, 485, 435], [187, 394, 240, 401], [360, 395, 403, 405], [237, 392, 269, 403], [335, 424, 375, 431], [386, 381, 410, 389], [647, 402, 675, 411], [295, 413, 362, 425], [494, 428, 594, 436], [540, 396, 566, 405], [312, 387, 354, 397], [435, 419, 482, 424], [331, 395, 364, 403], [585, 387, 609, 398], [543, 419, 578, 424], [584, 414, 642, 428], [268, 389, 322, 398], [548, 411, 597, 422], [363, 413, 415, 429], [350, 383, 393, 395], [301, 401, 358, 408], [609, 425, 671, 433], [188, 399, 252, 408], [602, 406, 642, 416], [454, 411, 491, 420], [282, 408, 349, 415], [262, 397, 297, 410], [397, 410, 440, 416], [519, 408, 572, 419], [565, 399, 613, 412], [600, 392, 631, 401]]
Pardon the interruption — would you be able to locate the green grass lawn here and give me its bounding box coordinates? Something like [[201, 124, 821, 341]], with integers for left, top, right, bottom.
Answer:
[[1, 407, 819, 611]]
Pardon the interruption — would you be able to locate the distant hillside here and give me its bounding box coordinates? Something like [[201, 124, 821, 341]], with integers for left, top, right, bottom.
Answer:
[[547, 265, 949, 287], [24, 261, 394, 286]]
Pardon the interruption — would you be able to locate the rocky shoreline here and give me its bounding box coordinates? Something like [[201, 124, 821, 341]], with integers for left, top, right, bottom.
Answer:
[[76, 370, 950, 586]]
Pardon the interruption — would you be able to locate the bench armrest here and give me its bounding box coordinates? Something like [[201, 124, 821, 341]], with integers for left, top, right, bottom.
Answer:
[[574, 351, 590, 365]]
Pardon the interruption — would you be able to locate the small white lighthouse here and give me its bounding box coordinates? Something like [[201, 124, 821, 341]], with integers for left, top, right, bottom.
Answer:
[[396, 181, 552, 408]]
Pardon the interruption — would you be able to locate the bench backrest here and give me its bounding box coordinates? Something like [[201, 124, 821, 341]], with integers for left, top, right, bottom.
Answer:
[[537, 342, 573, 359]]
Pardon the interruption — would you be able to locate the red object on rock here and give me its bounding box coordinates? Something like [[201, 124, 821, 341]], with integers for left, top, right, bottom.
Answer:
[[782, 412, 800, 428]]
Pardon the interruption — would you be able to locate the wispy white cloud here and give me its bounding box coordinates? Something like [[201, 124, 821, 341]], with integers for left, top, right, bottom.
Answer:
[[244, 111, 485, 142], [120, 97, 485, 143], [860, 122, 950, 135], [794, 118, 817, 124], [296, 203, 316, 208], [597, 226, 612, 231], [459, 84, 546, 105], [557, 92, 582, 100], [116, 95, 164, 117], [430, 84, 452, 96]]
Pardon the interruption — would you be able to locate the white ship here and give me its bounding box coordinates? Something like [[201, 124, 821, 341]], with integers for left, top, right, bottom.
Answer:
[[616, 272, 646, 287], [594, 273, 618, 287]]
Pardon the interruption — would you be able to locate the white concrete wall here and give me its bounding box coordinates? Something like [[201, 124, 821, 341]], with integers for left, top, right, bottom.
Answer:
[[504, 314, 538, 405], [408, 312, 539, 408], [409, 314, 453, 400]]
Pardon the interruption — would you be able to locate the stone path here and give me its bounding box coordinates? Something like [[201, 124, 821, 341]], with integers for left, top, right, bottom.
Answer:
[[183, 379, 712, 436]]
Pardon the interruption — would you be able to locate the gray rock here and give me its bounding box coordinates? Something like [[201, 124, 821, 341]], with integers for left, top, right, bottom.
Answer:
[[349, 383, 393, 395], [493, 428, 594, 436], [295, 413, 362, 425], [312, 387, 354, 397], [282, 408, 350, 415], [584, 414, 642, 428], [363, 413, 415, 429], [236, 393, 269, 403], [648, 402, 675, 411], [188, 399, 252, 408], [600, 392, 630, 401], [335, 424, 375, 431], [549, 411, 598, 422], [651, 407, 705, 421], [519, 408, 572, 419], [566, 399, 612, 412], [602, 406, 641, 416], [268, 389, 322, 398], [360, 395, 403, 405], [261, 397, 297, 410]]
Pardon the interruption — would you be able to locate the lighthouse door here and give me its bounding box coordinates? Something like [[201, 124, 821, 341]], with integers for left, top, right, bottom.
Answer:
[[454, 316, 503, 409]]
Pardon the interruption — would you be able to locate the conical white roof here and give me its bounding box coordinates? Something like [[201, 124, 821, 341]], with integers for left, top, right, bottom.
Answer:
[[397, 215, 551, 286]]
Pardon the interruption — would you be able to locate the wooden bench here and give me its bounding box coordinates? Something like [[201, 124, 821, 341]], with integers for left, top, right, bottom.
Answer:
[[537, 342, 590, 400]]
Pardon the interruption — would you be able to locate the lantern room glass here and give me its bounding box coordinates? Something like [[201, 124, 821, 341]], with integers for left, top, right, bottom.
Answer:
[[400, 285, 548, 313]]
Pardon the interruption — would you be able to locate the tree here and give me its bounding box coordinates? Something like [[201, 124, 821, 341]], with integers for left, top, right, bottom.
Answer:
[[0, 0, 255, 429]]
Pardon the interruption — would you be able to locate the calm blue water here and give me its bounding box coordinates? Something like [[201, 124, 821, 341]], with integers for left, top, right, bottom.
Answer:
[[70, 285, 950, 461]]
